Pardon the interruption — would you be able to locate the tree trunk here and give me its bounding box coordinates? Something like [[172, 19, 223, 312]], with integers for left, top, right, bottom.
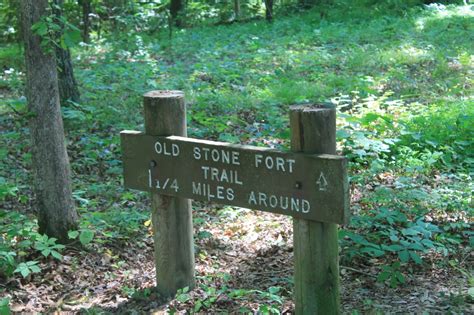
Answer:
[[78, 0, 91, 43], [170, 0, 184, 27], [56, 45, 81, 103], [264, 0, 273, 22], [21, 0, 78, 243], [53, 0, 81, 103], [234, 0, 240, 21]]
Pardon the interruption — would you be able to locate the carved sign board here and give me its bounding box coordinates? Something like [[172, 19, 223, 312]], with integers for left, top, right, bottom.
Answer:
[[121, 131, 349, 224]]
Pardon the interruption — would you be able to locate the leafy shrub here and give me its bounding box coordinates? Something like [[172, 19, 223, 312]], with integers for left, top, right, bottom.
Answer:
[[398, 101, 474, 172], [0, 297, 10, 315], [0, 211, 64, 278], [341, 209, 447, 265]]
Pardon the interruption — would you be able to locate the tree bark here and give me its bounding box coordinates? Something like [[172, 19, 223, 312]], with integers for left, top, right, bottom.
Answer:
[[78, 0, 91, 43], [170, 0, 184, 27], [264, 0, 274, 22], [234, 0, 240, 21], [55, 45, 81, 103], [53, 0, 81, 103], [21, 0, 78, 243]]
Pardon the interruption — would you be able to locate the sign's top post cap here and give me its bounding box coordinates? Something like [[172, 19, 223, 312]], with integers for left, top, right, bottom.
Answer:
[[290, 103, 336, 112], [144, 90, 184, 99]]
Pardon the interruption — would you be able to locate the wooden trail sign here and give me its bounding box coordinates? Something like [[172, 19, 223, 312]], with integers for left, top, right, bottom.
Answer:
[[121, 133, 349, 224], [121, 90, 349, 314]]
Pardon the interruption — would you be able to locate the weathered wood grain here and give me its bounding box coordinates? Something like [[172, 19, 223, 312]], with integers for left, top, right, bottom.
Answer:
[[290, 105, 342, 314], [121, 133, 349, 224], [143, 90, 195, 298]]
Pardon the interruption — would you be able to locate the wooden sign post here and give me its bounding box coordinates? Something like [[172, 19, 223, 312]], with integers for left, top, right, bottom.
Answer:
[[290, 106, 340, 314], [121, 90, 349, 313], [143, 91, 195, 297]]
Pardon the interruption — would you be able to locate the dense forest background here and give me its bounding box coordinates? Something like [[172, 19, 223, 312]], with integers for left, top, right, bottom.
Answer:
[[0, 0, 473, 313]]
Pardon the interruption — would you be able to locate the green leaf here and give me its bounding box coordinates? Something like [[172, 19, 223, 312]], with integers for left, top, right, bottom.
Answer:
[[29, 265, 41, 274], [389, 234, 399, 242], [268, 286, 281, 294], [377, 271, 390, 282], [63, 29, 81, 48], [384, 244, 404, 252], [53, 244, 65, 250], [32, 21, 48, 36], [176, 293, 190, 303], [401, 228, 418, 236], [395, 272, 405, 284], [51, 250, 62, 260], [197, 231, 212, 239], [0, 297, 10, 315], [194, 300, 202, 312], [48, 237, 58, 245], [336, 129, 351, 139], [259, 305, 269, 313], [14, 263, 31, 278], [468, 287, 474, 298], [408, 242, 424, 251], [79, 230, 95, 245], [409, 251, 422, 264], [361, 246, 385, 257], [398, 250, 409, 263]]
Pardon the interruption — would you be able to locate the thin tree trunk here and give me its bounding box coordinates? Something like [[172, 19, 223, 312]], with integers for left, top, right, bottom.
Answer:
[[234, 0, 240, 21], [78, 0, 91, 43], [264, 0, 273, 21], [53, 0, 81, 103], [21, 0, 78, 243], [170, 0, 183, 27], [56, 46, 81, 103]]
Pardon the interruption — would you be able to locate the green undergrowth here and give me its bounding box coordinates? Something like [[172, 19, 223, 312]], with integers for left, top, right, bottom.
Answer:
[[0, 1, 472, 306]]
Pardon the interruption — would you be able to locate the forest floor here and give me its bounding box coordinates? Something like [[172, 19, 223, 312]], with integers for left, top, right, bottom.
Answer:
[[2, 207, 472, 313], [1, 2, 473, 314]]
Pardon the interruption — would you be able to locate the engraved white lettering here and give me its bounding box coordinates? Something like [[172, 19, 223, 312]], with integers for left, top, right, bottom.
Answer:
[[246, 191, 310, 213], [254, 155, 296, 173], [201, 166, 210, 179], [269, 195, 278, 208], [227, 188, 235, 201], [265, 156, 274, 169], [172, 144, 179, 156], [287, 159, 295, 173], [154, 141, 179, 156], [216, 186, 225, 200], [258, 192, 268, 207], [255, 154, 263, 168], [192, 181, 202, 195], [232, 151, 240, 165], [276, 157, 285, 171], [199, 166, 243, 185], [302, 200, 310, 213], [221, 150, 230, 164], [211, 149, 220, 162], [211, 167, 219, 181], [192, 181, 234, 202], [202, 147, 210, 160], [248, 191, 257, 205], [193, 146, 240, 165], [193, 147, 201, 160], [291, 198, 300, 212]]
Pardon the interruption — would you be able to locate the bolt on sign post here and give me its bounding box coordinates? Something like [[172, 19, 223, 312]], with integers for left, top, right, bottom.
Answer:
[[121, 90, 350, 313]]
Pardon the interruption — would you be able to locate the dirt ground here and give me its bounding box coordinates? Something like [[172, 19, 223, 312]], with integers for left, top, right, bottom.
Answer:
[[2, 207, 472, 314]]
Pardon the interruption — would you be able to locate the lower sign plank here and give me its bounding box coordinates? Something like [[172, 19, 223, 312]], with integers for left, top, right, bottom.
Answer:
[[121, 131, 349, 224]]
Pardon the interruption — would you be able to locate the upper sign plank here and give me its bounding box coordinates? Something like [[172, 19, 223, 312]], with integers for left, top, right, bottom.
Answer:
[[121, 131, 349, 224]]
